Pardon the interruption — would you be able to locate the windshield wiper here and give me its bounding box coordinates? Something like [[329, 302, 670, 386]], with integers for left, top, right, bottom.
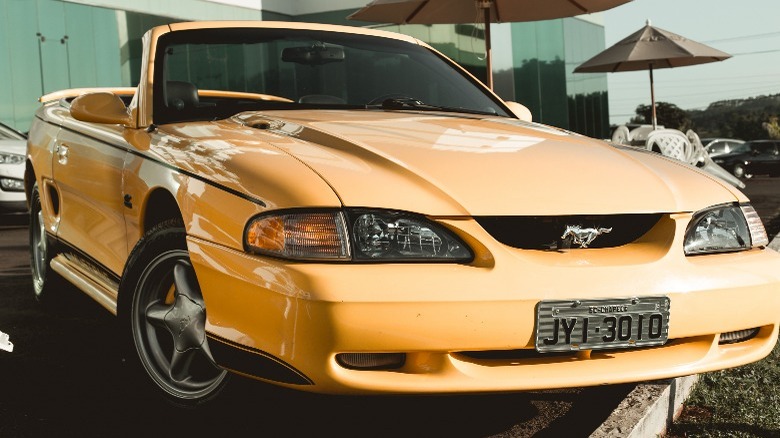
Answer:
[[369, 97, 498, 116]]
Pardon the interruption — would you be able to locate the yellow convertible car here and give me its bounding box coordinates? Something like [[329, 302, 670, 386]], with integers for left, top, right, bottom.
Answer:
[[25, 21, 780, 406]]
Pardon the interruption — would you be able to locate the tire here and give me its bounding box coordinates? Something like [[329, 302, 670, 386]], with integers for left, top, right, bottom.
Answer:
[[29, 182, 64, 304], [121, 219, 229, 407], [733, 164, 752, 179]]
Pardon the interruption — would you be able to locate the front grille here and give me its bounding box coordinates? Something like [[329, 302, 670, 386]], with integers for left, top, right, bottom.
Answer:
[[460, 349, 575, 361], [719, 328, 760, 344], [476, 214, 663, 250]]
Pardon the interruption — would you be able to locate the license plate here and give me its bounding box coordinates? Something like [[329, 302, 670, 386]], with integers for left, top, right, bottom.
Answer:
[[535, 297, 670, 352]]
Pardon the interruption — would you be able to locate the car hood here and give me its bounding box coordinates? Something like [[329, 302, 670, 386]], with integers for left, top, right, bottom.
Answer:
[[162, 110, 745, 216], [0, 139, 26, 155]]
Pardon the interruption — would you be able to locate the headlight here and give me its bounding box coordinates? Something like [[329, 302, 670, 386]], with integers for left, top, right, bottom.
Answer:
[[0, 178, 24, 192], [0, 152, 24, 165], [684, 204, 768, 255], [244, 209, 472, 262], [347, 210, 472, 261]]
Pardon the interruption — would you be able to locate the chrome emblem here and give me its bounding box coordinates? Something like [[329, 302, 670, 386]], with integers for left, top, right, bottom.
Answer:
[[561, 225, 612, 248]]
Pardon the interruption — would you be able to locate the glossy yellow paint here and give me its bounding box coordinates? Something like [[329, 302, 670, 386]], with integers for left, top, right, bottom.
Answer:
[[24, 20, 780, 396], [39, 87, 136, 103], [69, 92, 133, 126], [187, 223, 780, 393]]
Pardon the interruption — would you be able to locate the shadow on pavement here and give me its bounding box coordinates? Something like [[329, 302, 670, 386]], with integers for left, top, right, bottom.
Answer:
[[0, 212, 28, 228]]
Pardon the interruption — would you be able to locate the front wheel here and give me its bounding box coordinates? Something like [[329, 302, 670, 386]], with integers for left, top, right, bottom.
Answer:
[[122, 220, 229, 406], [733, 164, 752, 179]]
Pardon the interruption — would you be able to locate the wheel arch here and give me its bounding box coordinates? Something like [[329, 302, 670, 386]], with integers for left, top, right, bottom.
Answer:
[[142, 188, 183, 235], [24, 160, 36, 205], [118, 188, 184, 320]]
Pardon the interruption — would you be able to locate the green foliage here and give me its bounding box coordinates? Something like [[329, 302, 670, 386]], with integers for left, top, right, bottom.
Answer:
[[625, 94, 780, 141], [688, 94, 780, 140], [764, 116, 780, 139], [631, 101, 693, 131], [669, 340, 780, 437]]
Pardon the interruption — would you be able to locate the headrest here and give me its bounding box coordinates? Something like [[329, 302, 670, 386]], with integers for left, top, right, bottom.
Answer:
[[166, 81, 199, 110]]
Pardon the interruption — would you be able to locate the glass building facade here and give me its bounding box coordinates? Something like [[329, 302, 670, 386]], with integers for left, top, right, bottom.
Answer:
[[0, 0, 610, 138]]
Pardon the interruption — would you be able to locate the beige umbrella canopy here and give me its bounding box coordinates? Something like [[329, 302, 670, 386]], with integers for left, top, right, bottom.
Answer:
[[575, 20, 732, 128], [348, 0, 633, 89]]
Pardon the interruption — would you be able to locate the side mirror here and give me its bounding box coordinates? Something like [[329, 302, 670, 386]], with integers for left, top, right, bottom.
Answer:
[[70, 92, 133, 126], [504, 101, 532, 122]]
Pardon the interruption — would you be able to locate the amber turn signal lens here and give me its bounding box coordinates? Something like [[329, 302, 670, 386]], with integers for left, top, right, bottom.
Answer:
[[245, 211, 350, 260]]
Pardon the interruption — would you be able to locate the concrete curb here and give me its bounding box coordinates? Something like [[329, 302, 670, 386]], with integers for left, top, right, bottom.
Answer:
[[591, 236, 777, 436], [591, 375, 699, 437]]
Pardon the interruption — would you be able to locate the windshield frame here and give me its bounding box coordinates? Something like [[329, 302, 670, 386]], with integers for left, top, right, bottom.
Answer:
[[152, 27, 512, 125]]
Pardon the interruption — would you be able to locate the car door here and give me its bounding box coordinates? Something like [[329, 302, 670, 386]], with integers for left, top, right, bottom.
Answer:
[[751, 143, 778, 176], [52, 124, 129, 277], [770, 142, 780, 176]]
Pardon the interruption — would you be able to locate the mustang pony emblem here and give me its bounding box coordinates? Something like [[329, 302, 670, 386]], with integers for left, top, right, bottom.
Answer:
[[561, 225, 613, 248]]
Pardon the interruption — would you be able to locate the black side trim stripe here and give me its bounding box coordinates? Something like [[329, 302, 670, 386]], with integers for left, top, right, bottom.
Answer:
[[39, 117, 267, 207], [207, 334, 314, 386], [50, 232, 122, 285]]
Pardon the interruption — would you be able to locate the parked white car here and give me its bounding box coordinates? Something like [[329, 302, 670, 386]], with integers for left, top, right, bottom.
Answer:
[[0, 122, 27, 212]]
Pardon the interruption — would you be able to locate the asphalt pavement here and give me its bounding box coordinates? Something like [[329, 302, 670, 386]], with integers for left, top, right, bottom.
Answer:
[[0, 211, 630, 437]]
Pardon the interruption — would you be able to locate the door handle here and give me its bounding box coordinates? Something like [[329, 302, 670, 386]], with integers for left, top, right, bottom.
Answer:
[[56, 143, 69, 165]]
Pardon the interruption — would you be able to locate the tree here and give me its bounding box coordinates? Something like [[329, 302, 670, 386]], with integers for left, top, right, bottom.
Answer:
[[763, 116, 780, 139], [631, 102, 692, 131], [688, 94, 780, 139], [731, 112, 769, 140]]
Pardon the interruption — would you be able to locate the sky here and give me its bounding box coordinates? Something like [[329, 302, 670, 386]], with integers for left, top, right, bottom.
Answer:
[[597, 0, 780, 125]]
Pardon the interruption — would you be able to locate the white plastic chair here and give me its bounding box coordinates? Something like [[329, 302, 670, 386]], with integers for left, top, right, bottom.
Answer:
[[628, 125, 660, 145], [645, 129, 694, 163], [685, 129, 706, 167], [684, 129, 745, 189], [611, 125, 631, 145]]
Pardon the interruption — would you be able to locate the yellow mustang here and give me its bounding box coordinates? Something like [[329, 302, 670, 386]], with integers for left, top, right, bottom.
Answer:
[[25, 21, 780, 406]]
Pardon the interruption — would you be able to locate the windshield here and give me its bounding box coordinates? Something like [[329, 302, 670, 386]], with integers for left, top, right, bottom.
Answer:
[[153, 28, 509, 124], [731, 143, 751, 154], [0, 122, 26, 140]]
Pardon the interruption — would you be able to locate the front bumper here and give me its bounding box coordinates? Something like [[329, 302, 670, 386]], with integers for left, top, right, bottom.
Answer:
[[187, 216, 780, 395]]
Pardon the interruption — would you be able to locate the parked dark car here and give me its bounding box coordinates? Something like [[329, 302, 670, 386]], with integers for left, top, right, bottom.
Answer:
[[712, 140, 780, 179], [700, 138, 744, 158]]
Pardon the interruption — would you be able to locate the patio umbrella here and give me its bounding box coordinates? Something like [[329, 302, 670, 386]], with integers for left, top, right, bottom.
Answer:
[[574, 20, 732, 129], [348, 0, 632, 89]]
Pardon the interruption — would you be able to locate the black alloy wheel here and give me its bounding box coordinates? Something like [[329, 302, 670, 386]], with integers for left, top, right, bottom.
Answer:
[[125, 221, 228, 406]]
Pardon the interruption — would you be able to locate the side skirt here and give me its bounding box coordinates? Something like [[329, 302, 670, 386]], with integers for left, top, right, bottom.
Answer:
[[48, 233, 120, 315]]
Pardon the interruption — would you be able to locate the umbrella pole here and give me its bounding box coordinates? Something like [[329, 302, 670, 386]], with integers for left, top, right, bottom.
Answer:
[[483, 4, 493, 89], [649, 64, 657, 130]]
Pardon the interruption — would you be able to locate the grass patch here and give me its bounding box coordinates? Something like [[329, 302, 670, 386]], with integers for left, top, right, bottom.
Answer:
[[669, 340, 780, 437]]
